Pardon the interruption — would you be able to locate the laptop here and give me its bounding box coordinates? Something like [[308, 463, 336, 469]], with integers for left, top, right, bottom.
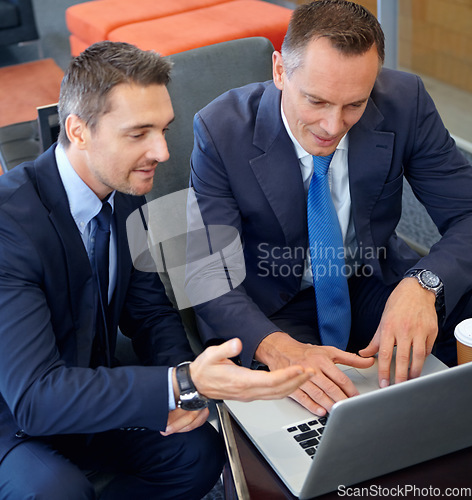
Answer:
[[225, 355, 472, 498]]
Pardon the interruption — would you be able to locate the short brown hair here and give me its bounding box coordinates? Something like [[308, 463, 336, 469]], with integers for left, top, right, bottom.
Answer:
[[282, 0, 385, 77], [58, 41, 172, 146]]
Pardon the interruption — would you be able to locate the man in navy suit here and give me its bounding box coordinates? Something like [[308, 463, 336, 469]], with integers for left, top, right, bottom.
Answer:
[[0, 41, 313, 499], [189, 0, 472, 417]]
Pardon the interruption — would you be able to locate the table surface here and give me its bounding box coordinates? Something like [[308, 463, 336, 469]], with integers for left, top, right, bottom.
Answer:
[[220, 406, 472, 500]]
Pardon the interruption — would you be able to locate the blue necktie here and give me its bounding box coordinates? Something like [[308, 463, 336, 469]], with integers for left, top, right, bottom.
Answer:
[[90, 201, 112, 366], [307, 154, 351, 349]]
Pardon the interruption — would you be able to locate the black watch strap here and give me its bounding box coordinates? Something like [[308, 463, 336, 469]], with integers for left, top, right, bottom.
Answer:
[[176, 361, 194, 393], [175, 361, 209, 411]]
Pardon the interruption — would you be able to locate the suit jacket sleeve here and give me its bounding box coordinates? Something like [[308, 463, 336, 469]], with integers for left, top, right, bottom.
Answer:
[[0, 165, 193, 438], [383, 73, 472, 316], [189, 106, 282, 367]]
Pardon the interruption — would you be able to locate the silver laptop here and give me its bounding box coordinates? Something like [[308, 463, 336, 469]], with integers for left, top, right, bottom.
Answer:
[[225, 355, 472, 498]]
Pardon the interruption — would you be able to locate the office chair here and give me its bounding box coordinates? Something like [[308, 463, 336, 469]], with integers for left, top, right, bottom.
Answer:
[[37, 103, 60, 152], [0, 103, 58, 173], [0, 119, 39, 172], [142, 37, 275, 354], [148, 36, 275, 200]]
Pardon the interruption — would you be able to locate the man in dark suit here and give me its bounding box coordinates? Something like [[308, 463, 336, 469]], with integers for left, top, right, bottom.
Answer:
[[0, 41, 313, 499], [189, 0, 472, 417]]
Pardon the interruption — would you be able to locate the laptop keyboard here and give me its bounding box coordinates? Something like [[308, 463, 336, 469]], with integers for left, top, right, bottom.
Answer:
[[286, 415, 328, 459]]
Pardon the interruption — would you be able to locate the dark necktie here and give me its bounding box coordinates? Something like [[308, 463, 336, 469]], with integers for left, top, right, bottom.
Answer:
[[307, 154, 351, 349], [90, 201, 112, 366]]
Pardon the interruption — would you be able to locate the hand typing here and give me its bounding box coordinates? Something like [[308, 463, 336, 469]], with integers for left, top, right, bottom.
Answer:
[[359, 277, 438, 387], [255, 331, 375, 416]]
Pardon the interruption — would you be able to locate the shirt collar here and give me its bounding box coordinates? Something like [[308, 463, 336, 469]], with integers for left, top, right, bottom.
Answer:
[[55, 144, 115, 234], [280, 104, 349, 160]]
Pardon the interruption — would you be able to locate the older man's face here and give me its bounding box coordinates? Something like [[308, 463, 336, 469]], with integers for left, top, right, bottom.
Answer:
[[273, 37, 380, 157]]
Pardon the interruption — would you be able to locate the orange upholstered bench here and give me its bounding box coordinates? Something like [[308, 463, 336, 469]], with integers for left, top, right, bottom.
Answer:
[[107, 0, 291, 55], [66, 0, 236, 57]]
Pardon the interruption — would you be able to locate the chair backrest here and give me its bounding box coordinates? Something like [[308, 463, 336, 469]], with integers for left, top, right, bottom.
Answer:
[[147, 36, 274, 201], [0, 119, 39, 173], [0, 103, 58, 174], [37, 103, 60, 153], [143, 37, 274, 353]]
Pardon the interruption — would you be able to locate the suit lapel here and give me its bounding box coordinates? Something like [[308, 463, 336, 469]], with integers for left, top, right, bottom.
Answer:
[[250, 84, 307, 247], [348, 98, 395, 273], [248, 82, 397, 272], [35, 147, 95, 366], [109, 193, 133, 335]]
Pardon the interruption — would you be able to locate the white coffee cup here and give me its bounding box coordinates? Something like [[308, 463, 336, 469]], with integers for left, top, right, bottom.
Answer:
[[454, 318, 472, 365]]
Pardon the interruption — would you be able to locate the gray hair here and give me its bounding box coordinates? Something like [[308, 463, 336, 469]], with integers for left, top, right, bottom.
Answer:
[[281, 0, 385, 78], [58, 41, 173, 146]]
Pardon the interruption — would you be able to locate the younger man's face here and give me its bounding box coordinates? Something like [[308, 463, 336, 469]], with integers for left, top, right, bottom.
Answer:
[[76, 83, 174, 199]]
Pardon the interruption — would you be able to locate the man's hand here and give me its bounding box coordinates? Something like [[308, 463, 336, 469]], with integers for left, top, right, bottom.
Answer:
[[160, 407, 210, 436], [190, 338, 315, 402], [255, 331, 375, 416], [359, 277, 438, 388]]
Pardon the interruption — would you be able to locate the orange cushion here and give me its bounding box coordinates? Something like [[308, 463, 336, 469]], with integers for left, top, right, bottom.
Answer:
[[66, 0, 236, 48], [108, 0, 292, 55]]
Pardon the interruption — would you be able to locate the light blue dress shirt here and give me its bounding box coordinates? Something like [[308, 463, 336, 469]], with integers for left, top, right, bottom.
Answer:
[[55, 144, 117, 302], [55, 145, 176, 411]]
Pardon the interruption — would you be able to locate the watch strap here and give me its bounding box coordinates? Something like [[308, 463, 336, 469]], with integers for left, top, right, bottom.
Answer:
[[176, 361, 194, 393], [175, 361, 209, 410], [404, 269, 443, 294]]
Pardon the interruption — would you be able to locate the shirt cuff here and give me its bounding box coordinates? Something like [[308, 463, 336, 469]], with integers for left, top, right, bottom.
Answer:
[[168, 367, 176, 411]]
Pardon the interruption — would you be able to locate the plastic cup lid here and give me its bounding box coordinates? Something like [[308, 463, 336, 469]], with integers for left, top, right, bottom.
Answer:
[[454, 318, 472, 347]]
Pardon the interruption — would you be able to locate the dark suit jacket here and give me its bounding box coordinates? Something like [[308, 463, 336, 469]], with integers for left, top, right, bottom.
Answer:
[[0, 145, 194, 462], [190, 68, 472, 367]]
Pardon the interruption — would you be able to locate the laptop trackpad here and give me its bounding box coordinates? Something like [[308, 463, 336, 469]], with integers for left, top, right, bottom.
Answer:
[[337, 363, 379, 394]]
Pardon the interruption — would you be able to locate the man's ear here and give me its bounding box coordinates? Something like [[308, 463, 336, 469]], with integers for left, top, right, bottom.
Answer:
[[65, 114, 88, 149], [272, 51, 285, 91]]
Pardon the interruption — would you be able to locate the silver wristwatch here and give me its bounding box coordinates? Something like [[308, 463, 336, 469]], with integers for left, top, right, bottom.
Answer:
[[404, 269, 443, 297], [175, 361, 209, 411]]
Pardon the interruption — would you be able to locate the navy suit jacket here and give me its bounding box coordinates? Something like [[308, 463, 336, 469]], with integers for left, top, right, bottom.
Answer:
[[0, 146, 194, 462], [190, 68, 472, 367]]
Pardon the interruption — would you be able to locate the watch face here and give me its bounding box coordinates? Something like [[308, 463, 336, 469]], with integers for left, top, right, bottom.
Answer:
[[179, 393, 209, 411], [420, 270, 440, 288]]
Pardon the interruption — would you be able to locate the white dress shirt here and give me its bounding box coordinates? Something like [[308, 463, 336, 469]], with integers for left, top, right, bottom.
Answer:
[[280, 108, 360, 289]]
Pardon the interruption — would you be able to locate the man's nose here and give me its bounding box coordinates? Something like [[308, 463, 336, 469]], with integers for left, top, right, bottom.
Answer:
[[147, 134, 170, 163], [320, 108, 344, 137]]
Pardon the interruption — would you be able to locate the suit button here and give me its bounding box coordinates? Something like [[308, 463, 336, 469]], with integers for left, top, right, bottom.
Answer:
[[15, 430, 27, 438]]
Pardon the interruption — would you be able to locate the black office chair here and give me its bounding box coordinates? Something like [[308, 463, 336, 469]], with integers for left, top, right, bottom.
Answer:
[[37, 103, 60, 152], [0, 0, 39, 47], [144, 37, 275, 354], [0, 118, 39, 172], [0, 102, 57, 173]]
